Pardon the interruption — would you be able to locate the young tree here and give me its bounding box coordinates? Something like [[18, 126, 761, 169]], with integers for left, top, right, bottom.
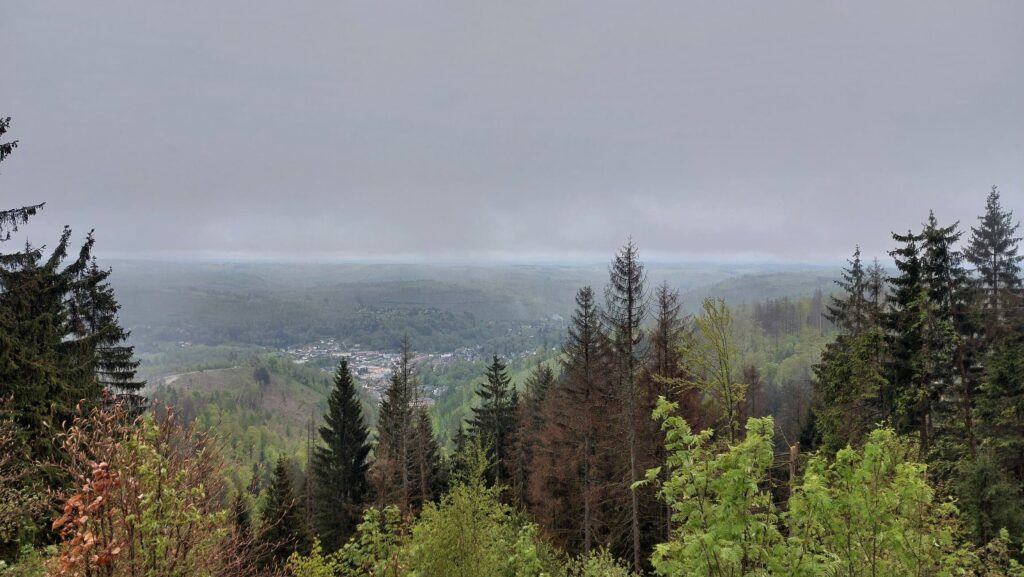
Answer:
[[467, 354, 519, 486], [261, 456, 312, 567], [603, 239, 648, 571], [682, 298, 745, 443], [312, 359, 372, 551], [649, 399, 986, 577], [52, 401, 259, 577], [647, 404, 782, 577], [407, 468, 547, 577], [964, 186, 1023, 342]]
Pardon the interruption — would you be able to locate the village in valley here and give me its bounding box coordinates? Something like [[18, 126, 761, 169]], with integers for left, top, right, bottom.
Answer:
[[281, 338, 489, 400]]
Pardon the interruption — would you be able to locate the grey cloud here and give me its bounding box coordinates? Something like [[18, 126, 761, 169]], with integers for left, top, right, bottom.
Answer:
[[1, 1, 1022, 262]]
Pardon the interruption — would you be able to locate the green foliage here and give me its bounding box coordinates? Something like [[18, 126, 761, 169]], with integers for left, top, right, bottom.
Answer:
[[647, 399, 781, 576], [813, 327, 887, 453], [312, 359, 372, 551], [787, 428, 959, 577], [955, 452, 1024, 546], [467, 355, 520, 485], [115, 417, 229, 576], [339, 506, 407, 576], [565, 549, 638, 577], [649, 397, 1022, 576], [260, 456, 312, 567], [407, 480, 545, 577], [0, 545, 50, 577], [287, 540, 346, 577], [680, 298, 746, 442]]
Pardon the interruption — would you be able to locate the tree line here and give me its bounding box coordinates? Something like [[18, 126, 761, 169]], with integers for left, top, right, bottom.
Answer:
[[811, 187, 1024, 547]]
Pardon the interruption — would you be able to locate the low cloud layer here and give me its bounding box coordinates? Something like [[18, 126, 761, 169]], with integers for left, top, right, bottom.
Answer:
[[2, 1, 1022, 262]]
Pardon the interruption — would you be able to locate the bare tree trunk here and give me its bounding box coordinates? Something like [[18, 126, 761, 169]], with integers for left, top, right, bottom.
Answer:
[[583, 433, 592, 555], [629, 425, 641, 571]]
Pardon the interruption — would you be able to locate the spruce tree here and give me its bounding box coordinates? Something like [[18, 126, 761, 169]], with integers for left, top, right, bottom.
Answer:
[[409, 405, 442, 506], [0, 117, 141, 472], [311, 359, 371, 551], [978, 341, 1024, 483], [260, 456, 311, 567], [866, 257, 888, 326], [603, 239, 647, 571], [826, 246, 871, 333], [886, 229, 925, 437], [373, 337, 439, 514], [467, 354, 519, 486], [0, 118, 44, 243], [644, 283, 689, 543], [373, 339, 415, 511], [76, 260, 145, 397], [532, 286, 613, 554], [813, 327, 887, 452], [920, 212, 976, 459], [964, 186, 1023, 342], [964, 340, 1024, 545], [509, 363, 555, 506]]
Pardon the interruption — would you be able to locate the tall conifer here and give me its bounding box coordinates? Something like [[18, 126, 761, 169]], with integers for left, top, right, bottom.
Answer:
[[603, 239, 647, 571], [964, 186, 1023, 342], [311, 359, 371, 551], [468, 355, 519, 485], [260, 456, 311, 567]]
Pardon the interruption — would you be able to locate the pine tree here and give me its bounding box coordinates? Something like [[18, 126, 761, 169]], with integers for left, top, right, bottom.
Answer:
[[311, 359, 371, 551], [603, 239, 647, 571], [467, 354, 519, 486], [964, 186, 1023, 342], [260, 456, 311, 567]]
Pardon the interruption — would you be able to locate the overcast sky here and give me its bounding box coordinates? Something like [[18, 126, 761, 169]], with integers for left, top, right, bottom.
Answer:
[[1, 1, 1022, 263]]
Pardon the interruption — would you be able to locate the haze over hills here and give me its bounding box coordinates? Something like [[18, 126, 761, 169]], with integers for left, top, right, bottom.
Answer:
[[111, 258, 838, 353]]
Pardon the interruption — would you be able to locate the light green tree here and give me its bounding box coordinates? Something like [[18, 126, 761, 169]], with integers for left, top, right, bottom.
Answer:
[[680, 298, 746, 442]]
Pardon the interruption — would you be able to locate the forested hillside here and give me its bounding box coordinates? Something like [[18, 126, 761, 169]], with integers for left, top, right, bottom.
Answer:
[[4, 116, 1024, 576]]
